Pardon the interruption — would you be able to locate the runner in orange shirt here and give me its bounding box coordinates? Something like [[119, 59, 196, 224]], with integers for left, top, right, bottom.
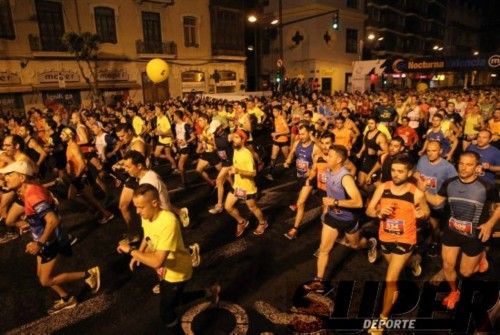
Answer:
[[366, 154, 429, 332]]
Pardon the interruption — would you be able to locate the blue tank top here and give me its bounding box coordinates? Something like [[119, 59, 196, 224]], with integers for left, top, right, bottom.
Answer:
[[295, 142, 314, 178], [427, 130, 450, 156], [326, 167, 356, 222]]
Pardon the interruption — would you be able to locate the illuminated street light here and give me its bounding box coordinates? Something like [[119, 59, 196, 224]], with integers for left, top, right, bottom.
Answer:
[[377, 37, 384, 41], [247, 45, 254, 51], [438, 47, 443, 51], [271, 19, 279, 25], [367, 33, 375, 40], [433, 45, 439, 50], [473, 51, 479, 56], [248, 15, 257, 23]]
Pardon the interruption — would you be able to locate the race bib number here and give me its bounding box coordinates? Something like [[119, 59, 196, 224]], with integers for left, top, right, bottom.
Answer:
[[383, 218, 405, 235], [217, 150, 227, 161], [448, 217, 473, 237], [296, 159, 309, 176], [420, 175, 437, 189], [234, 188, 248, 200]]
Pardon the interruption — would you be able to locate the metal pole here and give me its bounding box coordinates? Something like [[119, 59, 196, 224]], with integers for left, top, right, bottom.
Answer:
[[279, 0, 283, 61], [254, 27, 258, 91]]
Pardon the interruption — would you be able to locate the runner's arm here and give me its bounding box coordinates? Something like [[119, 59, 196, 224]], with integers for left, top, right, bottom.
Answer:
[[414, 189, 430, 220], [366, 183, 385, 218], [37, 211, 60, 244], [130, 249, 168, 269], [424, 191, 446, 208], [284, 141, 298, 167]]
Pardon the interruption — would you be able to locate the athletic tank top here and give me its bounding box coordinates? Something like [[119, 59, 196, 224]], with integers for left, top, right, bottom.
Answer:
[[326, 167, 355, 222], [214, 130, 233, 162], [25, 137, 40, 163], [316, 156, 328, 191], [295, 142, 314, 178], [364, 130, 381, 154], [378, 181, 417, 245]]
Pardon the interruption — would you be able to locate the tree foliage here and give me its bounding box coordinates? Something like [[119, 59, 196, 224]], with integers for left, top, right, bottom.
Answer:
[[62, 32, 102, 102]]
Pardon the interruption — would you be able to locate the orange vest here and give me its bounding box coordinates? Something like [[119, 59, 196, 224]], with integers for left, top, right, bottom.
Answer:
[[378, 181, 417, 245]]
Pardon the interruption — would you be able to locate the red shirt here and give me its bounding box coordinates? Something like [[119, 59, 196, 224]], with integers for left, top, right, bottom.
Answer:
[[395, 126, 418, 147]]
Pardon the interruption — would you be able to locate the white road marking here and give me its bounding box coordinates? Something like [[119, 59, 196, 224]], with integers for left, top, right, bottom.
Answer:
[[6, 294, 114, 334]]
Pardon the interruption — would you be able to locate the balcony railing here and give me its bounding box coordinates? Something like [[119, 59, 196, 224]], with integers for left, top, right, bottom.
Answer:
[[136, 40, 177, 56], [29, 34, 67, 52]]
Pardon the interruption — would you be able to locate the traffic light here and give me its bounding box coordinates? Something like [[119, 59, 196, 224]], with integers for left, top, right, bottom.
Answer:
[[332, 10, 339, 30], [276, 69, 282, 83]]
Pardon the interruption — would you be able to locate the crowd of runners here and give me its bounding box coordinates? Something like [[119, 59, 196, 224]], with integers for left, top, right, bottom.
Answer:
[[0, 87, 499, 332]]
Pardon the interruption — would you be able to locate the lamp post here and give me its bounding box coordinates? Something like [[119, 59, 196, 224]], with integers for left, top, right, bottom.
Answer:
[[247, 15, 260, 91]]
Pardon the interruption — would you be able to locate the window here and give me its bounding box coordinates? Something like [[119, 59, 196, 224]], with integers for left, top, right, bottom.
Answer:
[[36, 0, 65, 51], [346, 0, 358, 9], [346, 28, 358, 53], [142, 11, 162, 53], [0, 0, 15, 39], [212, 8, 244, 54], [94, 7, 117, 43], [183, 16, 197, 47]]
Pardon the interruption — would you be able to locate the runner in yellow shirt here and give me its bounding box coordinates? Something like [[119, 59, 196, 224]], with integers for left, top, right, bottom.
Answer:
[[117, 184, 193, 329], [153, 105, 177, 169], [224, 129, 268, 237]]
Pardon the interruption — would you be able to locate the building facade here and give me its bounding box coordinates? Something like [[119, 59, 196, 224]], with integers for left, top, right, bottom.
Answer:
[[0, 0, 246, 115], [364, 0, 447, 58], [261, 0, 367, 93]]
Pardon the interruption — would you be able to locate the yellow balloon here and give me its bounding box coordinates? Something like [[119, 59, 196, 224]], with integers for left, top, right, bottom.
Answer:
[[146, 58, 169, 83], [416, 82, 428, 93]]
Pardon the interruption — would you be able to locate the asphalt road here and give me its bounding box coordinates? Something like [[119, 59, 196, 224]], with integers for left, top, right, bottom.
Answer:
[[1, 166, 499, 334]]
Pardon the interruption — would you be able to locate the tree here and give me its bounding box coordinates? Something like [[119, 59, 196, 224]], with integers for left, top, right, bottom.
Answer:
[[62, 32, 102, 103]]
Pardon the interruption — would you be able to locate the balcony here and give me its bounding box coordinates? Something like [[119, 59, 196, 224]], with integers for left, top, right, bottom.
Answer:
[[134, 0, 174, 5], [29, 34, 67, 52], [136, 40, 177, 58]]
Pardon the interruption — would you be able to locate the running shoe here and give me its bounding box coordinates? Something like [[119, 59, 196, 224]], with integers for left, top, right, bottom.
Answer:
[[367, 238, 378, 264], [47, 296, 77, 315], [179, 207, 190, 227], [208, 205, 223, 215], [253, 222, 269, 236], [0, 232, 19, 244], [313, 248, 319, 258], [98, 213, 114, 224], [442, 290, 460, 310], [189, 243, 201, 267], [284, 227, 298, 240], [235, 220, 249, 237], [303, 279, 325, 294], [85, 266, 101, 294], [264, 173, 274, 181], [289, 204, 297, 212]]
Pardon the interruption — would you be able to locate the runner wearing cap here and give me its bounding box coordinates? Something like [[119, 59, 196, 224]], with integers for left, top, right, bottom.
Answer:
[[224, 129, 268, 237], [0, 160, 100, 315]]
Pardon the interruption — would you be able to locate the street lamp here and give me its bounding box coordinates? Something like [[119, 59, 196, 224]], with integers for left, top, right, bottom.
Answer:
[[248, 15, 257, 23], [473, 51, 479, 56], [433, 45, 439, 50], [438, 47, 443, 51], [271, 19, 279, 25], [367, 33, 375, 40], [377, 37, 384, 41]]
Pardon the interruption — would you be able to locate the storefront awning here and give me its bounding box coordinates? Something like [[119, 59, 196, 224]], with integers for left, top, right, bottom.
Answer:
[[0, 85, 33, 94]]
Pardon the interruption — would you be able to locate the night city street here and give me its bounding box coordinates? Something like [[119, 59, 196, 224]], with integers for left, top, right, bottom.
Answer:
[[0, 0, 499, 334]]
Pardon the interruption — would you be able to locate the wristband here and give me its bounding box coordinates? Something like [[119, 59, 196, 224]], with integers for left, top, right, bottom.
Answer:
[[333, 199, 339, 207]]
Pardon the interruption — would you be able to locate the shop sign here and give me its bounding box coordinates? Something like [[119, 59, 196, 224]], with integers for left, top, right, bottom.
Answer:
[[181, 71, 205, 82], [390, 55, 500, 73], [38, 70, 80, 83], [42, 90, 81, 111], [217, 81, 237, 87], [97, 69, 129, 81], [0, 72, 21, 85]]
